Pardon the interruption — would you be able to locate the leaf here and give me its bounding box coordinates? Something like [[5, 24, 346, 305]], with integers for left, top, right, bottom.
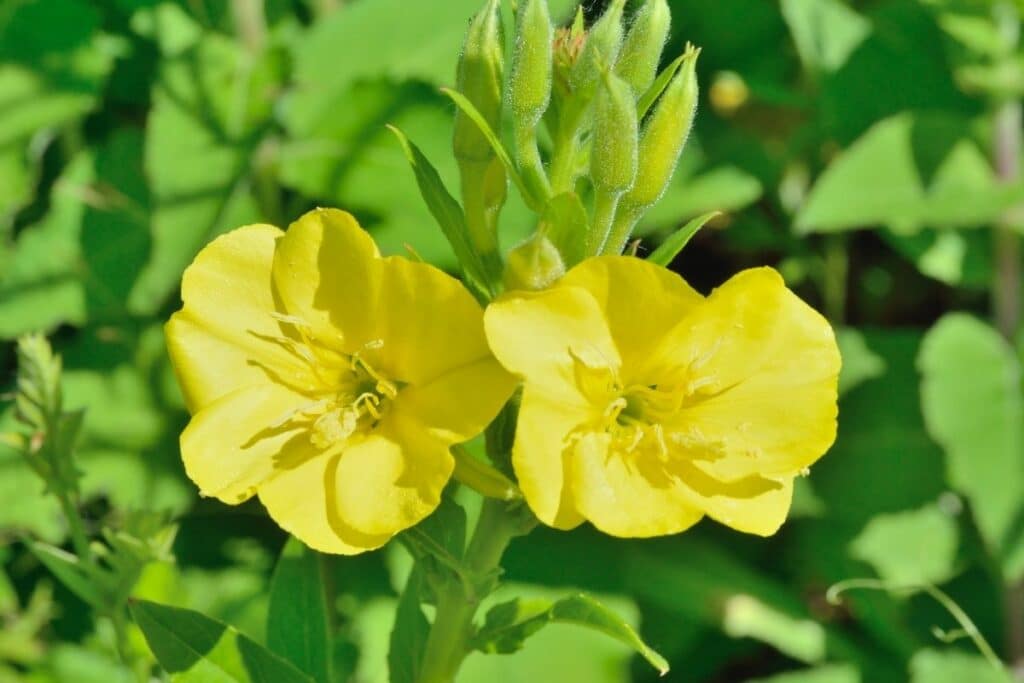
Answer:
[[882, 228, 992, 289], [836, 328, 886, 395], [918, 314, 1024, 579], [780, 0, 871, 73], [909, 649, 1011, 683], [388, 569, 430, 683], [747, 664, 861, 683], [266, 539, 332, 683], [646, 211, 719, 266], [639, 164, 762, 232], [386, 125, 493, 297], [440, 88, 540, 210], [133, 32, 271, 311], [130, 599, 314, 683], [473, 593, 669, 675], [28, 542, 105, 609], [721, 594, 827, 664], [797, 113, 1024, 234], [540, 192, 588, 267], [849, 505, 959, 585], [637, 53, 686, 119]]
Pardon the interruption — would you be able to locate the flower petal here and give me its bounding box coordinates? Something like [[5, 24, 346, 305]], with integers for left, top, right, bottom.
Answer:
[[272, 208, 382, 352], [166, 225, 316, 412], [485, 286, 620, 400], [258, 449, 391, 554], [569, 434, 703, 537], [511, 387, 587, 529], [662, 268, 840, 478], [390, 357, 515, 444], [374, 256, 496, 385], [330, 416, 453, 537], [180, 383, 310, 503], [674, 465, 794, 536], [559, 256, 703, 377]]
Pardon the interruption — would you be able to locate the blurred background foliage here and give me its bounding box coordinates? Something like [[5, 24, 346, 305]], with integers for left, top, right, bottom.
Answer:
[[2, 0, 1024, 681]]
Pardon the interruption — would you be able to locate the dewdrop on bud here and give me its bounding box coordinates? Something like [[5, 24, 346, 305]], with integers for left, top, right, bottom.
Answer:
[[509, 0, 553, 127], [569, 0, 626, 101], [616, 0, 671, 97], [590, 69, 639, 196], [453, 0, 504, 163], [503, 232, 566, 291], [625, 44, 699, 209]]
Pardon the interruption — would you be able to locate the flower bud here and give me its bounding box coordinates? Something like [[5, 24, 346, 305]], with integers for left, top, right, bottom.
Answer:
[[569, 0, 627, 101], [616, 0, 671, 96], [625, 44, 699, 209], [503, 232, 566, 291], [590, 69, 639, 196], [509, 0, 553, 127], [454, 0, 504, 164]]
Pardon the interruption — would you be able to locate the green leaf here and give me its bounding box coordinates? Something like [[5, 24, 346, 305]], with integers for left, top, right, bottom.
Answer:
[[388, 569, 430, 683], [440, 88, 542, 211], [882, 228, 992, 289], [797, 114, 1024, 234], [386, 125, 493, 297], [747, 664, 860, 683], [28, 542, 105, 609], [646, 211, 719, 266], [849, 505, 959, 585], [639, 164, 762, 233], [836, 328, 886, 395], [540, 192, 588, 267], [267, 539, 332, 683], [133, 33, 272, 311], [721, 594, 826, 664], [918, 314, 1024, 579], [637, 53, 686, 119], [909, 649, 1011, 683], [130, 599, 314, 683], [780, 0, 871, 73], [473, 593, 669, 675]]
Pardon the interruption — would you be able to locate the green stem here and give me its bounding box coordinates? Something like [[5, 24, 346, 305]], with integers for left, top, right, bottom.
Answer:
[[55, 489, 91, 565], [601, 203, 643, 255], [823, 234, 849, 324], [514, 124, 552, 202], [416, 500, 525, 683], [588, 191, 621, 257], [230, 0, 266, 53]]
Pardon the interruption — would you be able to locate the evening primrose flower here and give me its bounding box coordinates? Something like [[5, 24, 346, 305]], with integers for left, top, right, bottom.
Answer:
[[484, 257, 840, 538], [166, 208, 514, 554]]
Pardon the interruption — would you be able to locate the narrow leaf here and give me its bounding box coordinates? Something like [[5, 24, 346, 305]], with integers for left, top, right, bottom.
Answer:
[[388, 569, 430, 683], [29, 542, 106, 609], [440, 88, 544, 211], [130, 599, 314, 683], [267, 539, 332, 683], [474, 593, 669, 675], [452, 445, 521, 501], [646, 211, 719, 266], [637, 52, 686, 119], [386, 125, 494, 298]]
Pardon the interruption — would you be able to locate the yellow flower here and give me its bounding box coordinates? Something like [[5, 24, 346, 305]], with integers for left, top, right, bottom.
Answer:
[[166, 208, 514, 554], [484, 257, 840, 538]]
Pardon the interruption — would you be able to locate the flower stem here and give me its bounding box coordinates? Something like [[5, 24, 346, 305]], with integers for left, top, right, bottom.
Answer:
[[416, 499, 527, 683]]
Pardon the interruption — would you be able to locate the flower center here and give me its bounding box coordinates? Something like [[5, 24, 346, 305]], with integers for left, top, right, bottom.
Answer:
[[263, 314, 400, 450]]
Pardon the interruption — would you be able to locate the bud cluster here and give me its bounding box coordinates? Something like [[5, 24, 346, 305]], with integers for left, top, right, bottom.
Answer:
[[447, 0, 700, 292]]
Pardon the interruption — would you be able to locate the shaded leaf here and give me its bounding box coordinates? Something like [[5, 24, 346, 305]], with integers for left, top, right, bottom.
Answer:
[[837, 328, 886, 395], [388, 569, 429, 683], [130, 599, 314, 683], [918, 314, 1024, 579], [849, 504, 960, 585], [267, 539, 332, 683]]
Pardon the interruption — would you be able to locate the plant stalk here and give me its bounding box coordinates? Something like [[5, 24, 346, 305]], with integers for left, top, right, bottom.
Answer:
[[416, 499, 524, 683]]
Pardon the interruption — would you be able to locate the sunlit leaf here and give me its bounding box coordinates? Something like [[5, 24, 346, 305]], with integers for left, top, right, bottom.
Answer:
[[267, 539, 332, 683]]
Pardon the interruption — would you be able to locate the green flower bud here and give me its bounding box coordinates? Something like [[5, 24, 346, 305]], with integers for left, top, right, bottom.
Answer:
[[616, 0, 671, 96], [503, 232, 566, 291], [454, 0, 504, 164], [625, 44, 699, 209], [509, 0, 553, 126], [590, 70, 638, 195], [569, 0, 626, 101]]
